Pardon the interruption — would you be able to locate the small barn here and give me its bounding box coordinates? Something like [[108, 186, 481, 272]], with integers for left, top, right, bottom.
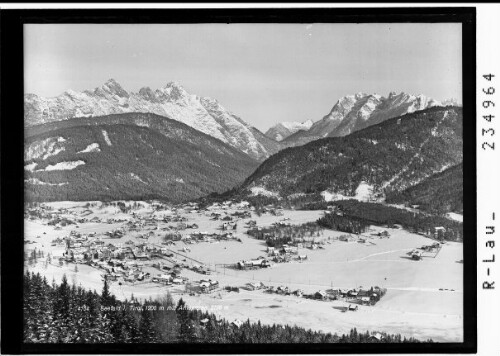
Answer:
[[314, 290, 327, 300]]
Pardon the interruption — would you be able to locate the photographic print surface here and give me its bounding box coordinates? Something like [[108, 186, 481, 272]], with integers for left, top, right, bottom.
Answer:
[[23, 21, 464, 345]]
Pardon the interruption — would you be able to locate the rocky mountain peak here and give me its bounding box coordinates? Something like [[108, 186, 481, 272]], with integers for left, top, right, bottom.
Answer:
[[155, 81, 190, 102], [138, 86, 157, 101], [279, 90, 448, 146], [354, 92, 368, 100], [163, 81, 187, 93], [200, 96, 221, 110], [164, 81, 182, 88], [63, 89, 79, 97], [100, 79, 129, 98]]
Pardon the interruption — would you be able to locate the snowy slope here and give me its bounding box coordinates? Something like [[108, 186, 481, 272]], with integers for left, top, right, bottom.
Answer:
[[24, 79, 276, 160]]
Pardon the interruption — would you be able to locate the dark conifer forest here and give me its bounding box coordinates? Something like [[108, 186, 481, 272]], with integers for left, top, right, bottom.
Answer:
[[385, 163, 463, 214]]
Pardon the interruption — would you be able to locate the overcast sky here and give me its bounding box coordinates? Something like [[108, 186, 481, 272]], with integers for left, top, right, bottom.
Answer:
[[25, 23, 462, 132]]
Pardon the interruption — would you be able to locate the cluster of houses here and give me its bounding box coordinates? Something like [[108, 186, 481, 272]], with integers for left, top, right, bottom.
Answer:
[[265, 285, 302, 296], [263, 285, 387, 306], [190, 264, 212, 275], [265, 244, 314, 264], [105, 228, 125, 239], [245, 281, 265, 290], [25, 205, 54, 221], [236, 258, 272, 270], [25, 204, 83, 225], [311, 287, 386, 306], [151, 273, 186, 286], [41, 200, 262, 286], [24, 205, 79, 228], [56, 228, 196, 284], [94, 259, 149, 282], [27, 203, 132, 230], [407, 242, 442, 260], [92, 248, 193, 285], [58, 229, 222, 285], [265, 246, 295, 264], [205, 200, 251, 211], [210, 210, 252, 222], [63, 235, 157, 264], [181, 278, 221, 294], [175, 231, 240, 244], [198, 279, 220, 293], [150, 261, 187, 285], [26, 200, 253, 287]]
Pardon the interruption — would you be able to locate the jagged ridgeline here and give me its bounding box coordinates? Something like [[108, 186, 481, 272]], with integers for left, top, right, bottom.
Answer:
[[24, 79, 281, 161], [24, 113, 259, 202], [240, 106, 463, 199], [278, 92, 458, 148]]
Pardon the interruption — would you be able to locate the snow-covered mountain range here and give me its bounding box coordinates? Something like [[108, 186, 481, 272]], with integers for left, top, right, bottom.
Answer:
[[25, 81, 460, 160], [24, 79, 277, 161], [281, 92, 460, 147], [265, 120, 313, 141]]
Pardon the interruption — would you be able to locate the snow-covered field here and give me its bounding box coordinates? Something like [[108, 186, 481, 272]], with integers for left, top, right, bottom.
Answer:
[[25, 201, 463, 342]]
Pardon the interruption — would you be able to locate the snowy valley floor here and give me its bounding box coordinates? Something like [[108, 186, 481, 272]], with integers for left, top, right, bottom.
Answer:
[[25, 202, 463, 342]]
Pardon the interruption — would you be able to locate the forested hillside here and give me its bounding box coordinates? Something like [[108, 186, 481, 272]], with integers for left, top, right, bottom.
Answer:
[[240, 107, 462, 200], [24, 113, 259, 202], [318, 200, 463, 241], [385, 163, 463, 214]]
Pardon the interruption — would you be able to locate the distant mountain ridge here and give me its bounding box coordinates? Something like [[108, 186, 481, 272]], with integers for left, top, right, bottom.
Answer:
[[24, 79, 279, 161], [25, 82, 460, 160], [265, 120, 313, 141], [281, 92, 460, 147], [24, 112, 259, 203], [239, 106, 463, 203]]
